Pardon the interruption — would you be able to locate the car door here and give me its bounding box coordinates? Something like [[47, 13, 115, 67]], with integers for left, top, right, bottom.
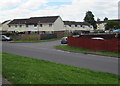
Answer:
[[2, 35, 6, 41]]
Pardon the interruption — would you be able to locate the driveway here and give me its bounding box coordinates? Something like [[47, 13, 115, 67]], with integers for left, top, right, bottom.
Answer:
[[2, 40, 119, 74]]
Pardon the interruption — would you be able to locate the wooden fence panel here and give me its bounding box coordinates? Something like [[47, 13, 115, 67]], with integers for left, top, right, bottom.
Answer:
[[68, 36, 120, 52]]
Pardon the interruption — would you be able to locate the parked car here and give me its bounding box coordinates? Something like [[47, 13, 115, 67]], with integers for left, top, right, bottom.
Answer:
[[0, 35, 12, 41], [61, 37, 68, 44], [91, 37, 104, 40]]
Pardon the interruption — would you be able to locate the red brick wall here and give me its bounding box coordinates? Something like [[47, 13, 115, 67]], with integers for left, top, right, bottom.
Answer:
[[68, 37, 120, 52]]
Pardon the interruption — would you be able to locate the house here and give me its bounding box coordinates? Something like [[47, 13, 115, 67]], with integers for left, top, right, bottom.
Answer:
[[64, 21, 94, 33], [2, 16, 94, 36], [96, 21, 107, 31], [1, 20, 12, 32], [96, 19, 120, 31], [7, 16, 65, 34]]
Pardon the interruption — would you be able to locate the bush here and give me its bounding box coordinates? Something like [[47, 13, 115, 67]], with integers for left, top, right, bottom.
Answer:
[[20, 34, 40, 40], [40, 34, 57, 40]]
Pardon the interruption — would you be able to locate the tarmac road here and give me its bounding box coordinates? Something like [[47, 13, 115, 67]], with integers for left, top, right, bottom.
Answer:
[[2, 40, 119, 74]]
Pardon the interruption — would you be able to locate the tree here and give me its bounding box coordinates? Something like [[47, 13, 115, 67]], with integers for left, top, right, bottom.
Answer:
[[104, 17, 108, 21], [105, 21, 120, 30], [84, 11, 97, 29], [97, 18, 100, 22]]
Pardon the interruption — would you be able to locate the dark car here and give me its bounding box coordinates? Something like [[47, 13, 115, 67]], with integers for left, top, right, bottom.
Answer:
[[61, 37, 68, 44], [0, 35, 12, 41]]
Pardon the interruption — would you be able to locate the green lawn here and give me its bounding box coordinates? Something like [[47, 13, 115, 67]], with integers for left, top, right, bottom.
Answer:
[[11, 38, 61, 43], [2, 52, 119, 84], [55, 45, 120, 57]]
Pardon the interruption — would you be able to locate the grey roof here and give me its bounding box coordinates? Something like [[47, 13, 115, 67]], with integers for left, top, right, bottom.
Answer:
[[8, 16, 59, 25], [109, 19, 120, 22], [96, 21, 107, 24], [2, 20, 11, 24], [8, 19, 29, 25], [64, 21, 91, 26], [96, 19, 120, 24], [28, 16, 59, 24]]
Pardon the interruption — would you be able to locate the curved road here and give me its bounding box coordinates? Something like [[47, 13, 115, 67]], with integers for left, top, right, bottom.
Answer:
[[2, 40, 119, 74]]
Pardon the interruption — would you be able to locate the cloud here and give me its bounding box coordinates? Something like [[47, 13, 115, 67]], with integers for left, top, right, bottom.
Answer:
[[56, 0, 119, 21], [0, 0, 119, 23], [19, 0, 47, 10], [0, 0, 22, 10]]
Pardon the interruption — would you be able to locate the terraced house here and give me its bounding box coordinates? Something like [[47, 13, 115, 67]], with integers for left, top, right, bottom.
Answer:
[[1, 16, 94, 35], [1, 20, 12, 32], [7, 16, 65, 34], [96, 19, 120, 31], [64, 21, 93, 33]]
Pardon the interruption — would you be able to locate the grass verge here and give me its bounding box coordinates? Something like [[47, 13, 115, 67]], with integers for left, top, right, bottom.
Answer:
[[55, 45, 120, 57], [2, 52, 119, 84], [11, 38, 61, 43]]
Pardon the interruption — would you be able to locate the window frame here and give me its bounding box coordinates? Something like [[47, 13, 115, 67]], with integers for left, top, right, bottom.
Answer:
[[49, 24, 52, 27], [39, 24, 43, 27]]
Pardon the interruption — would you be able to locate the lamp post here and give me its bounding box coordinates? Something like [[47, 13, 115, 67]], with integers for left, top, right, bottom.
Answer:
[[118, 1, 120, 19], [38, 21, 41, 34]]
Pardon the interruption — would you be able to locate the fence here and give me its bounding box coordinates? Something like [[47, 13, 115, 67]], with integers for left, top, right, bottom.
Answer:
[[11, 34, 57, 40], [40, 34, 57, 40], [68, 36, 120, 52]]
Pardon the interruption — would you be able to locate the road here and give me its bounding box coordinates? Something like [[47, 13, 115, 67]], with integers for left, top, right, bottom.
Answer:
[[2, 40, 119, 74]]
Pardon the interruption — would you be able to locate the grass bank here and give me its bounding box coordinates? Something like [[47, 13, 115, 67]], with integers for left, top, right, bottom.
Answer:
[[2, 52, 119, 84], [11, 38, 61, 43], [55, 45, 119, 57]]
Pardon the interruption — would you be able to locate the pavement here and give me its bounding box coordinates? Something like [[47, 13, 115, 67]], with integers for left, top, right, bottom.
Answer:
[[2, 40, 119, 75], [2, 78, 11, 85]]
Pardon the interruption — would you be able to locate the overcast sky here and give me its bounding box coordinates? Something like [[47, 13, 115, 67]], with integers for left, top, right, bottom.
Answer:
[[0, 0, 119, 23]]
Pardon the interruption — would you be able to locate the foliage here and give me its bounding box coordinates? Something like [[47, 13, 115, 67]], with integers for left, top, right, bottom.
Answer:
[[84, 11, 97, 29], [20, 34, 40, 40], [104, 17, 108, 21], [97, 18, 101, 22], [105, 21, 120, 30], [2, 32, 18, 36]]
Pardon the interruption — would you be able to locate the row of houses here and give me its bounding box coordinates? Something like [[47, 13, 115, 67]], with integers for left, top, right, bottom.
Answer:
[[0, 16, 93, 34], [96, 19, 120, 30], [1, 16, 119, 34]]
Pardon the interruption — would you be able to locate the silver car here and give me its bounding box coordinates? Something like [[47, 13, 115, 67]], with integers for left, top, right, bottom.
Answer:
[[61, 37, 68, 44], [0, 35, 12, 41]]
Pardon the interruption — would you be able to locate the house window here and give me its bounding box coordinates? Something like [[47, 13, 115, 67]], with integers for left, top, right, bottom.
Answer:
[[64, 25, 67, 27], [49, 24, 52, 27], [90, 25, 93, 28], [26, 25, 28, 27], [82, 25, 86, 28], [19, 25, 22, 27], [71, 25, 75, 28], [42, 31, 45, 34], [77, 25, 80, 28], [40, 24, 42, 27], [48, 31, 54, 34], [34, 24, 37, 27], [15, 25, 17, 27], [8, 25, 11, 27]]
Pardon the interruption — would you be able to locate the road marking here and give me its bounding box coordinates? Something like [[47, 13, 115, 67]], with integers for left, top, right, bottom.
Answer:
[[56, 50, 70, 53]]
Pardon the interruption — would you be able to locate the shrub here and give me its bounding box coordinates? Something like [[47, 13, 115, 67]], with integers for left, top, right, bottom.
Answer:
[[20, 34, 40, 40]]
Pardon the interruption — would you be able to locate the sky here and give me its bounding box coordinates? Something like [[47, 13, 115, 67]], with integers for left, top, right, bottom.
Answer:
[[0, 0, 119, 23]]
